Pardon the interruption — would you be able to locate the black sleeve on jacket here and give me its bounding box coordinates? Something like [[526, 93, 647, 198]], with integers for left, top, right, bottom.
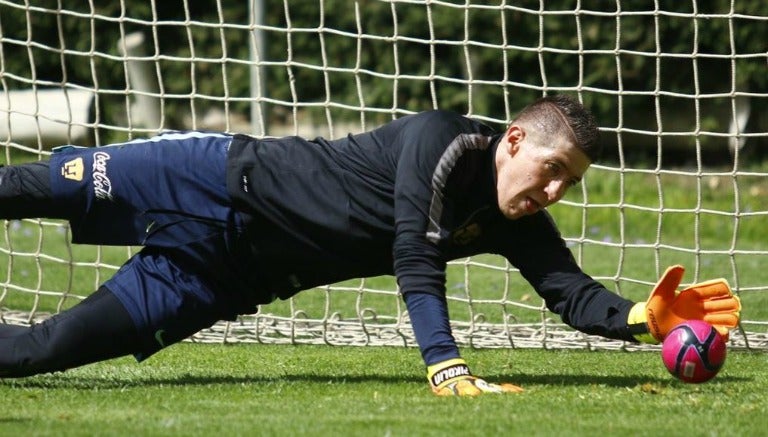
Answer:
[[501, 212, 637, 342], [391, 111, 494, 298]]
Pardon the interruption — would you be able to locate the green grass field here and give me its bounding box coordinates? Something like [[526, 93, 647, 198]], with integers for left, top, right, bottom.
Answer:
[[1, 344, 767, 436], [2, 159, 768, 435]]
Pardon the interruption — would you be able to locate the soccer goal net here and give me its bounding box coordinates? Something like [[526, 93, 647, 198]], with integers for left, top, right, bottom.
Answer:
[[2, 1, 767, 351]]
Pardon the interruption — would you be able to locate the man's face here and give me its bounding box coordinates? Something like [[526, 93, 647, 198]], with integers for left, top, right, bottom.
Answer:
[[495, 125, 591, 220]]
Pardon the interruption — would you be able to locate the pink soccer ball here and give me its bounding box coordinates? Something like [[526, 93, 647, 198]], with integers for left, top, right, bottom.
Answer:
[[661, 320, 726, 383]]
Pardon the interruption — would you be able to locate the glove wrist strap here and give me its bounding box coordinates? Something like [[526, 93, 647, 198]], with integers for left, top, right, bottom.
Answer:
[[427, 358, 471, 389], [628, 302, 659, 344]]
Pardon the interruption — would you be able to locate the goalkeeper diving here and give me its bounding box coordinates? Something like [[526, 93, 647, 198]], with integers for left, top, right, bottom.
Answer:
[[0, 95, 740, 395]]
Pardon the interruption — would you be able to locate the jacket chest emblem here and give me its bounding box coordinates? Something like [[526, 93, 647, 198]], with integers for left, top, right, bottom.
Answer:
[[451, 223, 481, 245]]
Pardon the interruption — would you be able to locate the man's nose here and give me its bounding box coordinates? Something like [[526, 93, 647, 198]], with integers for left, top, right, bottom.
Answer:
[[545, 180, 568, 204]]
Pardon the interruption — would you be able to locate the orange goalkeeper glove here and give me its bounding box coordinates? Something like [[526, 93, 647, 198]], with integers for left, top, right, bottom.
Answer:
[[628, 265, 741, 344], [427, 358, 523, 396]]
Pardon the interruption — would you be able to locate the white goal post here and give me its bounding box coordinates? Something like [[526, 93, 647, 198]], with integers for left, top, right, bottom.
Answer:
[[1, 1, 767, 351]]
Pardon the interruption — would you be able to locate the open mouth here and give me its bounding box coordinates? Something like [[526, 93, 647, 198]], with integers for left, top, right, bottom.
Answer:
[[525, 197, 541, 213]]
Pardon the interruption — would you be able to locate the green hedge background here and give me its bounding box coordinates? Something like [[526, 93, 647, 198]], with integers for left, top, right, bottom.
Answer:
[[1, 0, 766, 164]]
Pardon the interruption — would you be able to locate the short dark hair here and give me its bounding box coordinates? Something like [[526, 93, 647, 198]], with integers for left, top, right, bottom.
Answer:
[[513, 95, 602, 162]]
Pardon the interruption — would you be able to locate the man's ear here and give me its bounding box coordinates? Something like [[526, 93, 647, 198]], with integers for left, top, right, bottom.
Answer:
[[505, 125, 525, 155]]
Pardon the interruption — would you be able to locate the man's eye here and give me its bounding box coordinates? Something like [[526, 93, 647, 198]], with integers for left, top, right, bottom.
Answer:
[[546, 162, 559, 173]]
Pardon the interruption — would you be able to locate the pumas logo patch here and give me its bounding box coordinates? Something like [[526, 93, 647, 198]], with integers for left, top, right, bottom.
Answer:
[[61, 157, 84, 181]]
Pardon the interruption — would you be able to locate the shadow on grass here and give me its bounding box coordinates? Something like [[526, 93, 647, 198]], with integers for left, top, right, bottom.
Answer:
[[0, 370, 750, 390], [0, 417, 30, 424], [484, 372, 749, 387]]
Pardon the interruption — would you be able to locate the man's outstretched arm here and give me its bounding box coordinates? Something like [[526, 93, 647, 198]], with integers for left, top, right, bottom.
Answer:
[[403, 291, 523, 396]]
